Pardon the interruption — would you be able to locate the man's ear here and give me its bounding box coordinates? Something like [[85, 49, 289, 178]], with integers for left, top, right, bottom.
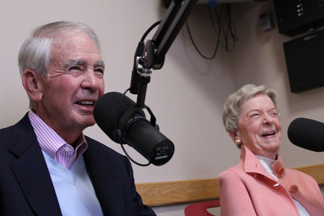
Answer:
[[22, 69, 43, 102]]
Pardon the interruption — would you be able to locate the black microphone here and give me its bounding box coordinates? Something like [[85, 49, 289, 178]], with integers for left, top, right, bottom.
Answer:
[[287, 117, 324, 152], [93, 92, 174, 166]]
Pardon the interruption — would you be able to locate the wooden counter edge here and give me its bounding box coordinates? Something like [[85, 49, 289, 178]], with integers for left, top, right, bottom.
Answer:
[[136, 163, 324, 207]]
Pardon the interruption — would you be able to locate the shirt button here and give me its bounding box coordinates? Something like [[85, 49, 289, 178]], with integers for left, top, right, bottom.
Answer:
[[277, 167, 284, 176], [290, 185, 298, 193]]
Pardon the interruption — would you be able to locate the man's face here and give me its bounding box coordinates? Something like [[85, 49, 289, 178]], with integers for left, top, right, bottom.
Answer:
[[36, 33, 105, 141]]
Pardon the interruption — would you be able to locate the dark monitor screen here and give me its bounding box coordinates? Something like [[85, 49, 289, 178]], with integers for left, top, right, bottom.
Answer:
[[283, 30, 324, 93], [273, 0, 324, 37]]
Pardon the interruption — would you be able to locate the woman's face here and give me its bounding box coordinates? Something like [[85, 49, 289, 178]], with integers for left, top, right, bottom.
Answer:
[[231, 94, 282, 159]]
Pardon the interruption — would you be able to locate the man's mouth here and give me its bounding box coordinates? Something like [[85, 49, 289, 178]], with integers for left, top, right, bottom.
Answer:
[[76, 101, 95, 106]]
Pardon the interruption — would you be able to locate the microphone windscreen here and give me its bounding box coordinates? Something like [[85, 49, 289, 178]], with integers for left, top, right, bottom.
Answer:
[[94, 92, 138, 142], [287, 117, 324, 152]]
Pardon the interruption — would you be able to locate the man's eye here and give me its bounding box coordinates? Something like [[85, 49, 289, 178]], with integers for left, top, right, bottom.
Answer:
[[69, 66, 82, 71], [67, 66, 84, 76], [94, 68, 104, 78]]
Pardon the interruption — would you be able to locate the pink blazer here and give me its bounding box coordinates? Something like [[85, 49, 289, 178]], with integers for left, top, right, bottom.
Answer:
[[218, 146, 324, 216]]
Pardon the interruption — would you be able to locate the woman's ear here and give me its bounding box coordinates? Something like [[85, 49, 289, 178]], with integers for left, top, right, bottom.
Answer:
[[230, 131, 241, 146], [22, 69, 43, 103]]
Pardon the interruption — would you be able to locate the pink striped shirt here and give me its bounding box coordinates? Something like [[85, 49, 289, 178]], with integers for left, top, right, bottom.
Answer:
[[28, 110, 88, 170]]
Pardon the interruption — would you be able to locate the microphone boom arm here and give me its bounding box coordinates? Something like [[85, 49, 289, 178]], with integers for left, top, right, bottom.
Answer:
[[130, 0, 198, 106], [152, 0, 199, 69]]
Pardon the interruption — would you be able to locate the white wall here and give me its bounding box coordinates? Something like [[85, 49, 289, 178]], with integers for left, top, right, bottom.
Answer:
[[0, 1, 234, 215], [1, 1, 323, 215]]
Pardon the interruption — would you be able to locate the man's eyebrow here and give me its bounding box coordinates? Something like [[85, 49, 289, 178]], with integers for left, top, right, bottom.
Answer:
[[64, 60, 105, 69], [64, 59, 87, 68], [94, 60, 105, 69]]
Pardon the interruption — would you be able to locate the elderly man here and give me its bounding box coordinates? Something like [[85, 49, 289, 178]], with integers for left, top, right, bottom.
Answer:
[[0, 21, 156, 216]]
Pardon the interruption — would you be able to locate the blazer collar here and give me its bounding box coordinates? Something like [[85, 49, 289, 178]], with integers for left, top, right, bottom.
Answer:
[[8, 114, 62, 216], [240, 145, 285, 181]]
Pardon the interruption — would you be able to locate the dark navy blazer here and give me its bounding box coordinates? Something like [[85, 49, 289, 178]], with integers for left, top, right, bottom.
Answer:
[[0, 114, 156, 216]]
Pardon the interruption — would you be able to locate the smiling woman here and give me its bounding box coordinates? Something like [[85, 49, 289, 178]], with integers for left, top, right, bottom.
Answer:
[[218, 84, 324, 216]]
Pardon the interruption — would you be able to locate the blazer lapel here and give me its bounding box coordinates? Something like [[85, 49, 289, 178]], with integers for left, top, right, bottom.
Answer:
[[83, 140, 126, 216], [8, 114, 62, 216]]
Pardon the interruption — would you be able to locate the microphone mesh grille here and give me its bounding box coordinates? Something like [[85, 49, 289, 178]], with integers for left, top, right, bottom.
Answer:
[[94, 92, 134, 140]]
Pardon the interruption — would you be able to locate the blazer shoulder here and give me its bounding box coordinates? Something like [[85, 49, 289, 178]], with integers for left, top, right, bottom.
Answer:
[[0, 125, 15, 150], [0, 125, 14, 137], [219, 163, 244, 176], [285, 168, 319, 184]]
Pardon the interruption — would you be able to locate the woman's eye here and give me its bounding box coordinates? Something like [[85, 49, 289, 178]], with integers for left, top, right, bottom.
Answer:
[[270, 112, 277, 116], [250, 113, 259, 118]]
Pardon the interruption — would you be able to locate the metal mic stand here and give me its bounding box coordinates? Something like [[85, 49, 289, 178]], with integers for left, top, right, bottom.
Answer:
[[129, 0, 199, 107]]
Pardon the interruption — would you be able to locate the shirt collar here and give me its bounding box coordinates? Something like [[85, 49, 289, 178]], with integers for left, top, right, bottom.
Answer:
[[255, 155, 278, 180], [28, 110, 88, 169]]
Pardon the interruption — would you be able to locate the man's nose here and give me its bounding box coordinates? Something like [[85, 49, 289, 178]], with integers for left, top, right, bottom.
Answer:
[[81, 70, 101, 90]]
